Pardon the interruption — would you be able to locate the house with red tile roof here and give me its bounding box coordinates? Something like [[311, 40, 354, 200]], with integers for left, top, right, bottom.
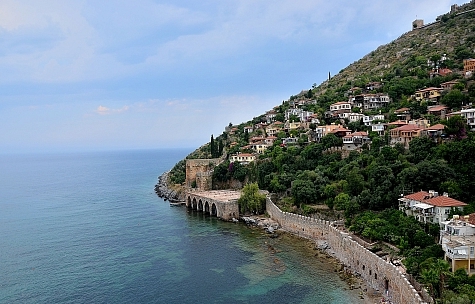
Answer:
[[421, 124, 446, 143], [399, 190, 467, 225], [427, 105, 449, 119], [414, 87, 444, 102], [230, 153, 256, 164], [440, 80, 460, 90], [342, 131, 370, 151], [394, 108, 411, 121], [389, 124, 423, 147], [327, 101, 352, 118], [329, 127, 352, 138]]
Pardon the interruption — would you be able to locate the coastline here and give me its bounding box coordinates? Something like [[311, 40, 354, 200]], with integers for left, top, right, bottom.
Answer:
[[154, 174, 385, 304], [154, 171, 184, 202]]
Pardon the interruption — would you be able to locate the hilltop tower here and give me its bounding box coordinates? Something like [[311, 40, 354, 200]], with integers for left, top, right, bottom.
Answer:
[[412, 19, 424, 30]]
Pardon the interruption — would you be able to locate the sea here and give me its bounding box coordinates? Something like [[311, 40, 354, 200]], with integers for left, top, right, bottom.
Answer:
[[0, 149, 365, 304]]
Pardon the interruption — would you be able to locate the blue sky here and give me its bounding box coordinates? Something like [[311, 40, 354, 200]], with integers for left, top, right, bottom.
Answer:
[[0, 0, 469, 153]]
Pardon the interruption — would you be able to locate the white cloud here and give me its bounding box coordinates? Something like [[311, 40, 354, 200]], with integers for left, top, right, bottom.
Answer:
[[95, 105, 129, 115]]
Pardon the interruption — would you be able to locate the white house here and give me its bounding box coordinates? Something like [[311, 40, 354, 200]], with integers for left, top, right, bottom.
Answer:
[[342, 131, 370, 150], [363, 114, 385, 126], [461, 108, 475, 130], [230, 153, 256, 164], [440, 215, 475, 275], [399, 190, 467, 225]]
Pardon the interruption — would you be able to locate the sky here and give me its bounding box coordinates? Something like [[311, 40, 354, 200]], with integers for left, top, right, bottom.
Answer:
[[0, 0, 469, 153]]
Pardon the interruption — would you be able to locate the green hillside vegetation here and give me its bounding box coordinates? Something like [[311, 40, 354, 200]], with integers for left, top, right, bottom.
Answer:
[[168, 2, 475, 302]]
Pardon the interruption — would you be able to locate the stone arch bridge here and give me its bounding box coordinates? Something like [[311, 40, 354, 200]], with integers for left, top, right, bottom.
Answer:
[[185, 190, 240, 221]]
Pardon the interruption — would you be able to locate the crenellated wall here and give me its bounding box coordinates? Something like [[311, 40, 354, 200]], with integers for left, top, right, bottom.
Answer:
[[266, 197, 428, 304]]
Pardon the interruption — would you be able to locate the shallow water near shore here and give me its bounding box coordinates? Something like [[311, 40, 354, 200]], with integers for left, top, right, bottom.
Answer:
[[0, 149, 365, 304]]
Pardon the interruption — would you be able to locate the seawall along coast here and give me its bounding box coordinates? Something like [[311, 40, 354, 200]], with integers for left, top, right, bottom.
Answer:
[[154, 174, 427, 303], [266, 197, 428, 304]]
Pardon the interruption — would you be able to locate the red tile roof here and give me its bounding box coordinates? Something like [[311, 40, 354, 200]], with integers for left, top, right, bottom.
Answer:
[[330, 127, 351, 133], [392, 124, 423, 132], [331, 101, 351, 105], [403, 191, 467, 207], [428, 105, 448, 112], [416, 87, 444, 92], [424, 124, 445, 131], [404, 191, 430, 201], [425, 196, 467, 207], [388, 120, 408, 126]]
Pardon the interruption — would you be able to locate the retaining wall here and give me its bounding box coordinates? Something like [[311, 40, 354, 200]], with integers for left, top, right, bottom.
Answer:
[[266, 197, 428, 304]]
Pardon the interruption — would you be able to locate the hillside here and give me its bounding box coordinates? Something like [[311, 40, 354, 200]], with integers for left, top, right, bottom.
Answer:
[[321, 1, 475, 94], [166, 3, 475, 302]]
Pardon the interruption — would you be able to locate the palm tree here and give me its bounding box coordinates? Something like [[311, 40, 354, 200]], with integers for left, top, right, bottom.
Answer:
[[434, 258, 451, 297], [420, 258, 451, 300], [421, 267, 439, 299]]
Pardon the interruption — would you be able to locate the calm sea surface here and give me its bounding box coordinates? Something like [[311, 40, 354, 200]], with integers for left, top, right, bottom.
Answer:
[[0, 149, 363, 303]]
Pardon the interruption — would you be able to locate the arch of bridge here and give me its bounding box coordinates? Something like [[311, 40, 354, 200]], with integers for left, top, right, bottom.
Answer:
[[186, 194, 221, 217]]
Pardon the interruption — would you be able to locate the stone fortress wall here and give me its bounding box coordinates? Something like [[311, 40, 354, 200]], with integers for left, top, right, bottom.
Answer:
[[185, 159, 221, 190], [266, 197, 427, 304]]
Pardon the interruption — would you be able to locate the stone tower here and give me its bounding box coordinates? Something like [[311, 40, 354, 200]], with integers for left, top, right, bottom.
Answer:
[[412, 19, 424, 30]]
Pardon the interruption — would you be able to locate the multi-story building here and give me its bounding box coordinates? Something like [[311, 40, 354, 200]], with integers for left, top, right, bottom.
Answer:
[[398, 190, 467, 225], [414, 87, 444, 102], [427, 105, 449, 120], [440, 80, 460, 90], [285, 108, 314, 122], [464, 58, 475, 74], [421, 124, 446, 143], [230, 153, 256, 164], [353, 94, 390, 110], [342, 131, 370, 150], [394, 108, 411, 121], [440, 215, 475, 275], [362, 114, 385, 126], [389, 124, 423, 147], [344, 112, 364, 123], [461, 108, 475, 130], [250, 141, 269, 154], [265, 122, 283, 137], [330, 101, 351, 113], [371, 123, 385, 136]]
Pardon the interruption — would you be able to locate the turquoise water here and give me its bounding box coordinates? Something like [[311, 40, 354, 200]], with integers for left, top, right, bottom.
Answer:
[[0, 149, 363, 303]]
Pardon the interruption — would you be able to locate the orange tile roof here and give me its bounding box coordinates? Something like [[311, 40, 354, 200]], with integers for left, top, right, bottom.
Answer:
[[388, 120, 408, 126], [424, 124, 445, 131], [330, 127, 351, 133], [428, 105, 448, 112], [404, 191, 430, 201], [417, 87, 444, 92], [235, 153, 255, 157], [404, 191, 467, 207], [392, 124, 423, 131], [395, 108, 410, 113], [425, 196, 467, 207], [467, 213, 475, 226]]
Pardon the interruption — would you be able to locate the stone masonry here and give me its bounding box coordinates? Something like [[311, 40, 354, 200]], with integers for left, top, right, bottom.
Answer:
[[185, 159, 221, 190], [266, 197, 428, 304]]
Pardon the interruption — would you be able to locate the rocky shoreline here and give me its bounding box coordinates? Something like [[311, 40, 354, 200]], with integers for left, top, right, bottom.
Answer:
[[154, 171, 183, 202], [154, 174, 384, 303]]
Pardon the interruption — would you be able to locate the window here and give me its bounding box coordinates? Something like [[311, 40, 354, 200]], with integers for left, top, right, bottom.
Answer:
[[471, 247, 474, 255]]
